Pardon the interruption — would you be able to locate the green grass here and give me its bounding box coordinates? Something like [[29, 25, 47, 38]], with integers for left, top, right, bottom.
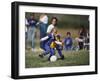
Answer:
[[25, 50, 89, 68], [25, 28, 89, 68]]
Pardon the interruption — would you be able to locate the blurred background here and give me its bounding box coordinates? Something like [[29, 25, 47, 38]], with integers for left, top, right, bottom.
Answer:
[[25, 12, 89, 38], [25, 12, 89, 28]]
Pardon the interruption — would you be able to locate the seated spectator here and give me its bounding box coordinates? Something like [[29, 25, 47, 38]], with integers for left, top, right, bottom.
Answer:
[[64, 32, 73, 50], [78, 26, 87, 50]]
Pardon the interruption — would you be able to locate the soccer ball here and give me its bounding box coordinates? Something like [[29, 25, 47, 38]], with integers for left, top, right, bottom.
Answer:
[[50, 55, 57, 62]]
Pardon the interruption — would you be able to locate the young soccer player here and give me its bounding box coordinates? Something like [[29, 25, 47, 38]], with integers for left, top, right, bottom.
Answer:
[[39, 28, 56, 58], [50, 30, 64, 60], [64, 32, 73, 50], [39, 28, 64, 60], [47, 17, 58, 34], [39, 17, 58, 58], [38, 13, 48, 51]]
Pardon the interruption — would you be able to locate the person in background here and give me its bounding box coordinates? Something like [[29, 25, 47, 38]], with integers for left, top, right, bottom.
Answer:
[[27, 15, 37, 52], [25, 18, 29, 49], [64, 32, 73, 50], [25, 18, 29, 40], [38, 13, 48, 51], [78, 26, 87, 50], [84, 30, 89, 50], [47, 17, 58, 34]]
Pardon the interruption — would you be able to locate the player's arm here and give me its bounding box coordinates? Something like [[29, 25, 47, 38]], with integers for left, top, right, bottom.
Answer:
[[40, 34, 51, 41], [55, 41, 63, 45], [40, 36, 49, 41]]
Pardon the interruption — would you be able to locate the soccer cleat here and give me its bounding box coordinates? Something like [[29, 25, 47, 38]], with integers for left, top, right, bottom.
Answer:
[[60, 55, 65, 60], [39, 54, 44, 58], [48, 55, 52, 61]]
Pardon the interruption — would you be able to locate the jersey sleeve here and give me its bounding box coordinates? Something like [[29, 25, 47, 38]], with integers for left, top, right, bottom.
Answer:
[[47, 25, 54, 33]]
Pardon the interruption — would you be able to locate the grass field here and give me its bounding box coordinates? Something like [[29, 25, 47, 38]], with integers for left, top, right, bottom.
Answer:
[[25, 28, 89, 68], [25, 49, 89, 68], [25, 50, 89, 68]]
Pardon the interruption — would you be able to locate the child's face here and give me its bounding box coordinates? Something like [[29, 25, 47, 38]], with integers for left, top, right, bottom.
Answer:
[[57, 36, 60, 40], [67, 34, 71, 37], [52, 19, 57, 26], [53, 29, 57, 35]]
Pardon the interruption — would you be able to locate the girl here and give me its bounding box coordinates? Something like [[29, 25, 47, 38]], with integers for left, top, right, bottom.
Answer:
[[78, 26, 87, 50], [39, 29, 64, 60], [38, 13, 48, 51], [39, 17, 58, 59]]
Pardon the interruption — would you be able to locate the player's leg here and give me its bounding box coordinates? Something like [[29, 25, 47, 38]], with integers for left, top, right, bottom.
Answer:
[[39, 22, 47, 50], [39, 43, 50, 58], [57, 49, 64, 60], [48, 48, 55, 61], [40, 41, 46, 51], [40, 33, 47, 51], [31, 27, 35, 50], [79, 42, 84, 50]]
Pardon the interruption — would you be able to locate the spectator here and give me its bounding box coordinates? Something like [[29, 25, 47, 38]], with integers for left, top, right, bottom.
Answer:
[[25, 18, 29, 40], [64, 32, 73, 50], [27, 15, 37, 51], [78, 26, 87, 50]]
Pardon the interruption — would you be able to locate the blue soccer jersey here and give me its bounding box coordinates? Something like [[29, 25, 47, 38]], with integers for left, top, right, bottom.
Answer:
[[64, 37, 73, 50], [46, 34, 55, 45]]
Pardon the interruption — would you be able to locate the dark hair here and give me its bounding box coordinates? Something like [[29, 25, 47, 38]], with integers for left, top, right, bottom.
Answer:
[[67, 32, 71, 35], [79, 25, 87, 36], [51, 17, 58, 26]]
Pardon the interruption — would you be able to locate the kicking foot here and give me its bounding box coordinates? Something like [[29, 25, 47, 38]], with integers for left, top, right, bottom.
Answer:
[[60, 55, 65, 60], [39, 53, 44, 58]]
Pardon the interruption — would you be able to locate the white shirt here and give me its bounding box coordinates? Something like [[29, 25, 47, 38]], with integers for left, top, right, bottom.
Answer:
[[47, 24, 54, 33], [25, 19, 29, 25], [25, 19, 28, 32], [40, 15, 48, 24]]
